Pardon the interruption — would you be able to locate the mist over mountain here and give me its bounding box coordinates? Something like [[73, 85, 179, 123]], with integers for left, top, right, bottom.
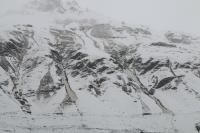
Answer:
[[0, 0, 200, 133]]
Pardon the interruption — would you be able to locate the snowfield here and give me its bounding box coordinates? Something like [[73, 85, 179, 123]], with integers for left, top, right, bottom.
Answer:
[[0, 0, 200, 133]]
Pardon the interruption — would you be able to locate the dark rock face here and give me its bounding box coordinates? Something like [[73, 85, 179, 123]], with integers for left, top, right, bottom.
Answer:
[[134, 58, 168, 75], [14, 90, 31, 114], [148, 88, 155, 95], [97, 66, 109, 73], [70, 52, 88, 60], [151, 42, 176, 48], [134, 56, 199, 76], [37, 71, 55, 100], [0, 39, 26, 60], [88, 77, 108, 96], [155, 76, 176, 89], [0, 56, 15, 72], [196, 123, 200, 132], [87, 58, 105, 69]]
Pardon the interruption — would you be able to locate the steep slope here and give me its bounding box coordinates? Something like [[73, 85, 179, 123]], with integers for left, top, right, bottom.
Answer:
[[1, 0, 200, 133]]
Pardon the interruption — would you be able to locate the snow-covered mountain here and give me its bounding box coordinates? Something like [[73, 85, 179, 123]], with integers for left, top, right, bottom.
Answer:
[[1, 0, 200, 132]]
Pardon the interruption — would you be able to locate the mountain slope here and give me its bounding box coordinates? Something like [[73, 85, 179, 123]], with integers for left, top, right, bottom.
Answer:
[[0, 0, 200, 133]]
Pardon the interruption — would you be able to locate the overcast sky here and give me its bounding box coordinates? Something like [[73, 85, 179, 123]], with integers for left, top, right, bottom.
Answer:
[[0, 0, 199, 35], [77, 0, 200, 35]]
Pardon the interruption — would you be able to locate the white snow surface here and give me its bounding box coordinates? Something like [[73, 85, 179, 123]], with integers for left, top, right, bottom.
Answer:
[[0, 0, 200, 133]]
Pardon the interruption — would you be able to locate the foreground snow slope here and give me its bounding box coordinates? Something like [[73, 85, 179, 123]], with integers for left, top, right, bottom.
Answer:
[[1, 0, 200, 132]]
